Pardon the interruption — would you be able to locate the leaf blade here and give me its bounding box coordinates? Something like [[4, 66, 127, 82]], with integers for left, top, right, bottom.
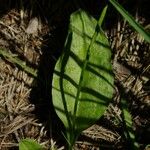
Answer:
[[52, 9, 114, 146], [19, 138, 44, 150]]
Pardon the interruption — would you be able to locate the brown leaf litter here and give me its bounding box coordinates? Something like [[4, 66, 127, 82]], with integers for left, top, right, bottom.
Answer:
[[0, 9, 52, 150], [0, 4, 150, 150]]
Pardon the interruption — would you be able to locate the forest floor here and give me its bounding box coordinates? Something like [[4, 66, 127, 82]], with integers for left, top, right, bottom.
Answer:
[[0, 1, 150, 150]]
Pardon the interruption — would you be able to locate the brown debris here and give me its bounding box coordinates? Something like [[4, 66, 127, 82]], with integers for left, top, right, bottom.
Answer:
[[0, 1, 150, 150], [0, 8, 51, 150]]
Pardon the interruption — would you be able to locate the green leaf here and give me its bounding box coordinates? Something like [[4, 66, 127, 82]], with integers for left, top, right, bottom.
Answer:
[[121, 98, 139, 149], [19, 138, 44, 150], [0, 49, 37, 77], [109, 0, 150, 43], [52, 9, 114, 146]]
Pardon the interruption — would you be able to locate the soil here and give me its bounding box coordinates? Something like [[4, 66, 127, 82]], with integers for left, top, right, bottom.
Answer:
[[0, 0, 150, 150]]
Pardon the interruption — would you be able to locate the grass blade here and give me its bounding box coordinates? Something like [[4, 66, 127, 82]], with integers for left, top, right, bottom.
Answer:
[[121, 98, 139, 149], [98, 5, 108, 27], [109, 0, 150, 43], [0, 49, 37, 77]]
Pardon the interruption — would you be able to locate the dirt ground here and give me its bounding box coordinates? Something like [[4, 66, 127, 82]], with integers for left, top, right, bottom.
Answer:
[[0, 1, 150, 149]]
